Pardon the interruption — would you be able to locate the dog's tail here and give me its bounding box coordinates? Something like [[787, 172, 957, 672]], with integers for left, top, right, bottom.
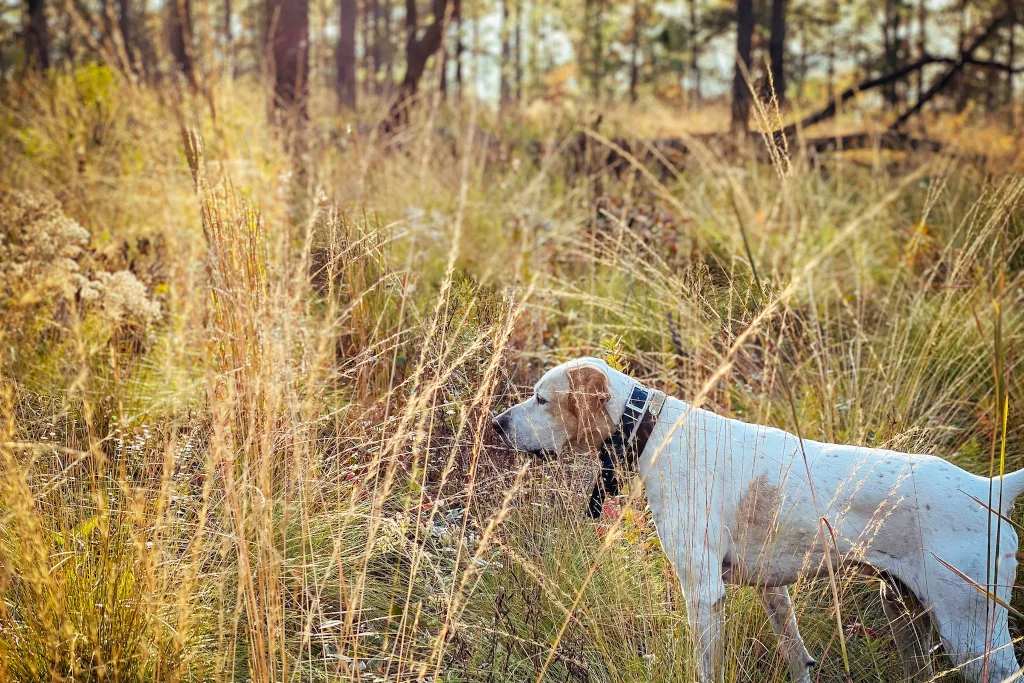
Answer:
[[993, 468, 1024, 513]]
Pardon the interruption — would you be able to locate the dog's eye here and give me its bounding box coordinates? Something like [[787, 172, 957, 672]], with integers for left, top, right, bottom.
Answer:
[[535, 395, 548, 405]]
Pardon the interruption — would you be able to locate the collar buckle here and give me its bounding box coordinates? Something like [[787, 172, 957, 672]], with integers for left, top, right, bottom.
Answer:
[[647, 389, 667, 417]]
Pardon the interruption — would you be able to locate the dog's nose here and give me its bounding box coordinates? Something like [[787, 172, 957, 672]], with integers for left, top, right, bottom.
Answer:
[[491, 414, 507, 434], [492, 413, 512, 444]]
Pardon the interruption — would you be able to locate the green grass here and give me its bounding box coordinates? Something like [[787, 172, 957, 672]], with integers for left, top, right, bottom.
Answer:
[[2, 66, 1024, 681]]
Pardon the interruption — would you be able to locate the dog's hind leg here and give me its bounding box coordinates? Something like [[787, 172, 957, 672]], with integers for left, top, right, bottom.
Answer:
[[925, 549, 1022, 682], [760, 586, 815, 683], [938, 619, 1021, 682], [931, 598, 1021, 683], [879, 579, 934, 682]]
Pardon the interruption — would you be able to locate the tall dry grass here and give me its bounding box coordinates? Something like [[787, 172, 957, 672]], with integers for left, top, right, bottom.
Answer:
[[1, 65, 1023, 683]]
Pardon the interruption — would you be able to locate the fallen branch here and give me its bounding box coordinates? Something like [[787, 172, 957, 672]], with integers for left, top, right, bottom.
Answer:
[[925, 53, 1024, 74], [769, 12, 1008, 139], [891, 12, 1008, 130], [782, 57, 939, 137], [564, 129, 951, 179], [802, 131, 944, 154]]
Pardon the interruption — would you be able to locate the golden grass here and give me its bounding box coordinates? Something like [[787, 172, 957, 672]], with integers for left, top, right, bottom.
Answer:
[[1, 66, 1023, 682]]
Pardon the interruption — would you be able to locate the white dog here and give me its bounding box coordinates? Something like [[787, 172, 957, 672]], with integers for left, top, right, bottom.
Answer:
[[493, 357, 1024, 683]]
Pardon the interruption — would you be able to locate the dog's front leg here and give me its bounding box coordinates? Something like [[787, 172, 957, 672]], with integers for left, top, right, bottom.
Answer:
[[761, 586, 815, 683], [676, 553, 727, 682]]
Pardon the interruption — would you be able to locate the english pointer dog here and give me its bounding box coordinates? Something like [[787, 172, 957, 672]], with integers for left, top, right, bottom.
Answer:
[[493, 357, 1024, 683]]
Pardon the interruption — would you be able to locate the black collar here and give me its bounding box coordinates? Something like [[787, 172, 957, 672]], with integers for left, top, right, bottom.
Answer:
[[586, 384, 662, 517]]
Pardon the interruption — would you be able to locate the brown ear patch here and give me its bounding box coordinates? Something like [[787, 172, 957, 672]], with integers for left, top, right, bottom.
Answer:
[[565, 366, 613, 448]]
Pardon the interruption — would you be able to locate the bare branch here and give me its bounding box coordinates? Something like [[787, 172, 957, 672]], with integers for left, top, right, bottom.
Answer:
[[891, 12, 1008, 129], [770, 12, 1008, 138]]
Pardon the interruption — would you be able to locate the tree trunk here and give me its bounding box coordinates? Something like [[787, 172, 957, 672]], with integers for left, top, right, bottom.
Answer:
[[131, 0, 156, 78], [916, 0, 926, 101], [224, 0, 233, 74], [528, 1, 539, 98], [102, 0, 117, 51], [25, 0, 50, 69], [404, 0, 418, 99], [882, 0, 897, 107], [592, 0, 603, 100], [797, 16, 807, 101], [393, 0, 450, 118], [958, 0, 967, 53], [731, 0, 754, 133], [117, 0, 135, 71], [646, 24, 658, 98], [268, 0, 310, 116], [378, 0, 389, 90], [440, 0, 457, 100], [956, 0, 968, 110], [583, 0, 592, 96], [337, 0, 357, 109], [768, 0, 786, 104], [628, 0, 641, 103], [500, 0, 510, 103], [168, 0, 193, 84], [826, 0, 836, 103], [454, 0, 463, 96], [1008, 6, 1017, 124], [985, 41, 1001, 110], [362, 0, 372, 94], [514, 0, 522, 101], [689, 0, 700, 105], [439, 39, 448, 96], [61, 8, 76, 64], [366, 0, 379, 87]]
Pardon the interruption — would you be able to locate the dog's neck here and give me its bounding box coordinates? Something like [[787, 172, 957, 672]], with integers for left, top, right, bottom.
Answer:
[[601, 365, 692, 446], [587, 367, 667, 517], [601, 366, 642, 425]]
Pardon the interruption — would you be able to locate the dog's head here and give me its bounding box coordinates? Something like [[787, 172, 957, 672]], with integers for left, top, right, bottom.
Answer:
[[492, 357, 620, 458]]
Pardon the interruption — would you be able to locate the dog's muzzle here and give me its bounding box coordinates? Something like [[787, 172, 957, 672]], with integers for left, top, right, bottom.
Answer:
[[491, 414, 555, 460]]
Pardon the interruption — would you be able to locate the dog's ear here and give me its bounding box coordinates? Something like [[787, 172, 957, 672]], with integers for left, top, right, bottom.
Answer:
[[566, 366, 611, 443]]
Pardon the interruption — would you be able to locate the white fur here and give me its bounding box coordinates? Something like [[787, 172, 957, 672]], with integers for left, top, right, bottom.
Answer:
[[495, 357, 1024, 683]]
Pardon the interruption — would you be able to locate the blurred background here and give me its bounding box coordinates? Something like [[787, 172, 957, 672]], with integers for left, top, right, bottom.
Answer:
[[1, 0, 1022, 145]]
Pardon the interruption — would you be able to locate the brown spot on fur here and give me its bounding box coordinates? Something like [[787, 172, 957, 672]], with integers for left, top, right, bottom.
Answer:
[[562, 366, 613, 449], [736, 475, 782, 544]]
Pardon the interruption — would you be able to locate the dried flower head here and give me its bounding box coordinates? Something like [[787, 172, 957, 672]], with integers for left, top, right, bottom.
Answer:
[[92, 270, 161, 323], [0, 189, 90, 301], [0, 189, 160, 326]]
